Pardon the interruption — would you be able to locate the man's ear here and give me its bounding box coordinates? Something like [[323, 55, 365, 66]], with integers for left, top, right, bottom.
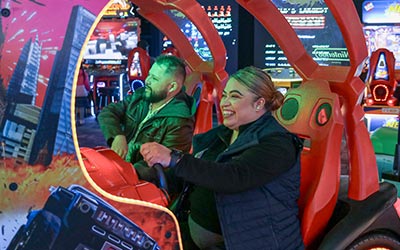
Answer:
[[169, 82, 178, 92]]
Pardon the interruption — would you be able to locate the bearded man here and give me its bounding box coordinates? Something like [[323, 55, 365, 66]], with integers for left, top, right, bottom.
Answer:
[[98, 55, 196, 184]]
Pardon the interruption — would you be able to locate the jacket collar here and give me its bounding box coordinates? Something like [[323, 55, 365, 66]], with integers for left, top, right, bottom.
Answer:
[[153, 90, 196, 118]]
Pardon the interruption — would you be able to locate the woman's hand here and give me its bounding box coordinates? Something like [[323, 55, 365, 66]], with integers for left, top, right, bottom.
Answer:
[[140, 142, 172, 168]]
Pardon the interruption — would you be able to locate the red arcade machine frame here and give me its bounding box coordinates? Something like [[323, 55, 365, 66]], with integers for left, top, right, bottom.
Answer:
[[365, 48, 398, 106], [132, 0, 229, 132]]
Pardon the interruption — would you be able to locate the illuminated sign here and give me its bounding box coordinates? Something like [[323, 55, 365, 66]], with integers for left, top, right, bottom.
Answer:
[[312, 47, 349, 62], [103, 0, 134, 18], [254, 0, 349, 69], [362, 1, 400, 23]]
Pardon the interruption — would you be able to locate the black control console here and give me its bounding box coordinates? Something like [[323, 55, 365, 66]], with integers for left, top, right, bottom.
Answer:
[[7, 185, 160, 250]]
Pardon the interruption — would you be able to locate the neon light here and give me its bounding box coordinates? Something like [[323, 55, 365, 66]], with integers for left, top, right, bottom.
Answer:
[[372, 84, 389, 101]]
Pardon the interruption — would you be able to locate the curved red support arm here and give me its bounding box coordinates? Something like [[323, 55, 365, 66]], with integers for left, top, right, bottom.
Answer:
[[236, 0, 318, 79], [131, 0, 228, 127], [132, 0, 227, 80]]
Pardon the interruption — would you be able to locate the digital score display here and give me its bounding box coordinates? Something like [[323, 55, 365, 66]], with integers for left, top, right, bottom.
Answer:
[[254, 0, 349, 70], [162, 0, 238, 74]]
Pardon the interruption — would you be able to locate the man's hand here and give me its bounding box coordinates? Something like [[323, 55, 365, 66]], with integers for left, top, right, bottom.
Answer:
[[111, 135, 128, 159]]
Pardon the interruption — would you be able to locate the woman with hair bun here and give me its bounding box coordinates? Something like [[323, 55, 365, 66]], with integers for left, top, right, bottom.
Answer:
[[141, 66, 304, 250]]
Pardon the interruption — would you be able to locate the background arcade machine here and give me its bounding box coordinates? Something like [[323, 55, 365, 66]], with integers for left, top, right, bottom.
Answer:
[[238, 0, 400, 249], [365, 48, 400, 181], [363, 48, 399, 139], [83, 5, 139, 116], [361, 0, 400, 81], [366, 49, 400, 194], [360, 0, 400, 196], [253, 0, 351, 93], [126, 39, 151, 93], [365, 48, 398, 107], [361, 0, 400, 135]]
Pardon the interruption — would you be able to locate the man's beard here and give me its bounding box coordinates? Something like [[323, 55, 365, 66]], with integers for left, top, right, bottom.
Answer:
[[144, 86, 168, 103]]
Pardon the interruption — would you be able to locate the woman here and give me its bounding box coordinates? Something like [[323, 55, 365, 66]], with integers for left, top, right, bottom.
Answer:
[[140, 66, 304, 250], [75, 65, 90, 125]]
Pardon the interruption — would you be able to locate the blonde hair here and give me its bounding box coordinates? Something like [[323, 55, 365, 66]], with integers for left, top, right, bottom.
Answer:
[[230, 66, 284, 111]]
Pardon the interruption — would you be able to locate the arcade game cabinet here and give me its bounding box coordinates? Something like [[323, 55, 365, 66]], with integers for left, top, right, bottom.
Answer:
[[365, 48, 398, 106], [127, 40, 151, 93], [363, 49, 400, 192], [83, 13, 141, 114]]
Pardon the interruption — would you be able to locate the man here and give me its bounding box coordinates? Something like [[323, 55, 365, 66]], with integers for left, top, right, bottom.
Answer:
[[98, 55, 196, 185]]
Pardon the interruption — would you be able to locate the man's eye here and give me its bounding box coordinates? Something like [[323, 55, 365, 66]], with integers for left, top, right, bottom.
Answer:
[[148, 76, 158, 81]]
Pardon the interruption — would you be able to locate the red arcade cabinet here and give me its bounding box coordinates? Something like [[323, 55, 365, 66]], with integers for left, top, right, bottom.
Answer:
[[238, 0, 400, 249], [127, 45, 151, 92], [161, 46, 181, 57], [365, 48, 398, 106]]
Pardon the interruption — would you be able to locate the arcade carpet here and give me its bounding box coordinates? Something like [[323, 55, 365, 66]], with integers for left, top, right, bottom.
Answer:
[[76, 114, 108, 149]]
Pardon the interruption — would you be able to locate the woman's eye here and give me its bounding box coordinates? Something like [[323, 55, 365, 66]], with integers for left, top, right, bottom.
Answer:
[[221, 93, 241, 100]]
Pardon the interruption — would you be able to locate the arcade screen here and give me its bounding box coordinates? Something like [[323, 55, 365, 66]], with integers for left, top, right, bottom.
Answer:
[[254, 0, 349, 69], [83, 18, 140, 65], [162, 0, 238, 74]]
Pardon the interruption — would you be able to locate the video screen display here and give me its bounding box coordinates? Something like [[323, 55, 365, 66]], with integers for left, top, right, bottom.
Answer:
[[254, 0, 349, 70], [364, 25, 400, 70], [83, 18, 140, 64], [163, 0, 238, 74], [362, 0, 400, 24]]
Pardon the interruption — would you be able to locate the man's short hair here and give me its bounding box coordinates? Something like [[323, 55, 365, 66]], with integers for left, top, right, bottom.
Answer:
[[137, 40, 149, 50], [154, 55, 186, 85]]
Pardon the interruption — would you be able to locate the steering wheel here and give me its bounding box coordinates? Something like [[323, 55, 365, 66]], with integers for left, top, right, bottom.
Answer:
[[153, 163, 169, 193]]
